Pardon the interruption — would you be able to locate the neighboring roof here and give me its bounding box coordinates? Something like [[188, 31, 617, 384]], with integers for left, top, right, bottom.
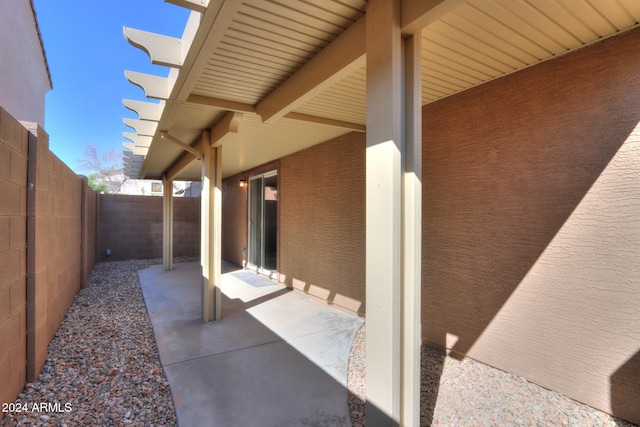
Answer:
[[122, 0, 640, 181], [29, 0, 53, 89]]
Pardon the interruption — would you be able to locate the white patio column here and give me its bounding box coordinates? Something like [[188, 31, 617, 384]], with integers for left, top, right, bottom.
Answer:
[[200, 130, 223, 322], [402, 33, 422, 427], [365, 0, 422, 425], [365, 0, 403, 422], [162, 175, 174, 271]]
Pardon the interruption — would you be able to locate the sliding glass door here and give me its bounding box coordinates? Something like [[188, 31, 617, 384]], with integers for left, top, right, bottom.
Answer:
[[247, 171, 277, 276]]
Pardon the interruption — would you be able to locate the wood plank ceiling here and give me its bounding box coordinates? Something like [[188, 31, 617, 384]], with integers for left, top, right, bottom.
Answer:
[[122, 0, 640, 181]]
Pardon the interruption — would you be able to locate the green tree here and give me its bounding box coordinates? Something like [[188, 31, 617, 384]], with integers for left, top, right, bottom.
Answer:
[[87, 173, 108, 193]]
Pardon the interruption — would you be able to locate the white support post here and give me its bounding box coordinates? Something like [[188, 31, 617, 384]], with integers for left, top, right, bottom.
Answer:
[[401, 33, 422, 427], [201, 130, 222, 322], [162, 175, 174, 271], [212, 143, 222, 319], [366, 1, 423, 425], [365, 0, 403, 424]]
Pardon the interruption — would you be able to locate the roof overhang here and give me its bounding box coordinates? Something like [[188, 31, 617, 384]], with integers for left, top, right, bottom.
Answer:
[[121, 0, 640, 181]]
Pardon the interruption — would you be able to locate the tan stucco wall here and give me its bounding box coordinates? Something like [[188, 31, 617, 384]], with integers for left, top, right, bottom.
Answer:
[[216, 25, 640, 422], [422, 27, 640, 423], [0, 1, 50, 126], [222, 174, 248, 267], [279, 133, 366, 315], [221, 160, 279, 268], [221, 134, 366, 315]]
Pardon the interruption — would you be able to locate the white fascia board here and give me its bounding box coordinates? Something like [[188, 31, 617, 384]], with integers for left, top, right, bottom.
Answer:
[[181, 10, 201, 49], [165, 0, 209, 13]]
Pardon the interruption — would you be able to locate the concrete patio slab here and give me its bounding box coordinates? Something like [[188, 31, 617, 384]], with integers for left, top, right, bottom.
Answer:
[[139, 261, 364, 427]]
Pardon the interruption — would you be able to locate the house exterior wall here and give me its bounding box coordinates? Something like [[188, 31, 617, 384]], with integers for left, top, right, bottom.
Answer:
[[221, 174, 248, 267], [216, 25, 639, 423], [0, 0, 50, 126], [221, 161, 279, 268], [98, 194, 200, 261], [422, 27, 640, 424], [279, 133, 366, 315], [221, 133, 366, 315]]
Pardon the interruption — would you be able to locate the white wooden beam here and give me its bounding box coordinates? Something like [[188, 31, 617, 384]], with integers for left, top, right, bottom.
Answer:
[[122, 142, 148, 156], [166, 146, 201, 181], [123, 118, 158, 136], [161, 131, 203, 159], [123, 154, 144, 165], [186, 94, 256, 113], [165, 0, 209, 13], [255, 16, 366, 124], [123, 99, 164, 121], [210, 111, 243, 148], [284, 112, 366, 132], [123, 132, 152, 147], [123, 152, 144, 166], [172, 0, 243, 102], [401, 0, 466, 36], [125, 70, 172, 99], [124, 27, 184, 68], [136, 0, 241, 180]]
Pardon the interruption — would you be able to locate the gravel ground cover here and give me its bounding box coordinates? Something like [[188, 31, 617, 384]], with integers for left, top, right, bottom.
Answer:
[[1, 259, 181, 427], [348, 324, 637, 427], [4, 260, 637, 427]]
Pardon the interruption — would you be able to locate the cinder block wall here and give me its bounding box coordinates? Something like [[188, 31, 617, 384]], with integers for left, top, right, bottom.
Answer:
[[98, 194, 200, 261], [173, 196, 200, 259], [0, 111, 97, 417], [25, 123, 83, 381], [0, 108, 29, 410], [422, 27, 640, 423], [80, 177, 97, 287]]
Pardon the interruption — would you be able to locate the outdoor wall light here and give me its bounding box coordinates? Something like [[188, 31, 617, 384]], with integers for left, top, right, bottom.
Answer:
[[239, 179, 247, 188]]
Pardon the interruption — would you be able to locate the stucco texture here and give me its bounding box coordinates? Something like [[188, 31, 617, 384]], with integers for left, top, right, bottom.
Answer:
[[280, 133, 366, 315], [221, 134, 366, 315], [422, 27, 640, 423], [0, 1, 50, 126]]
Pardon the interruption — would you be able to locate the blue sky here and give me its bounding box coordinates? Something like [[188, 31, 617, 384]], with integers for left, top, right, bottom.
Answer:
[[33, 0, 190, 173]]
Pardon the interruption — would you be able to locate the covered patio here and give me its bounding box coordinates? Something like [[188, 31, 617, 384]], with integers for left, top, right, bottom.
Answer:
[[121, 0, 640, 425], [138, 260, 363, 426]]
